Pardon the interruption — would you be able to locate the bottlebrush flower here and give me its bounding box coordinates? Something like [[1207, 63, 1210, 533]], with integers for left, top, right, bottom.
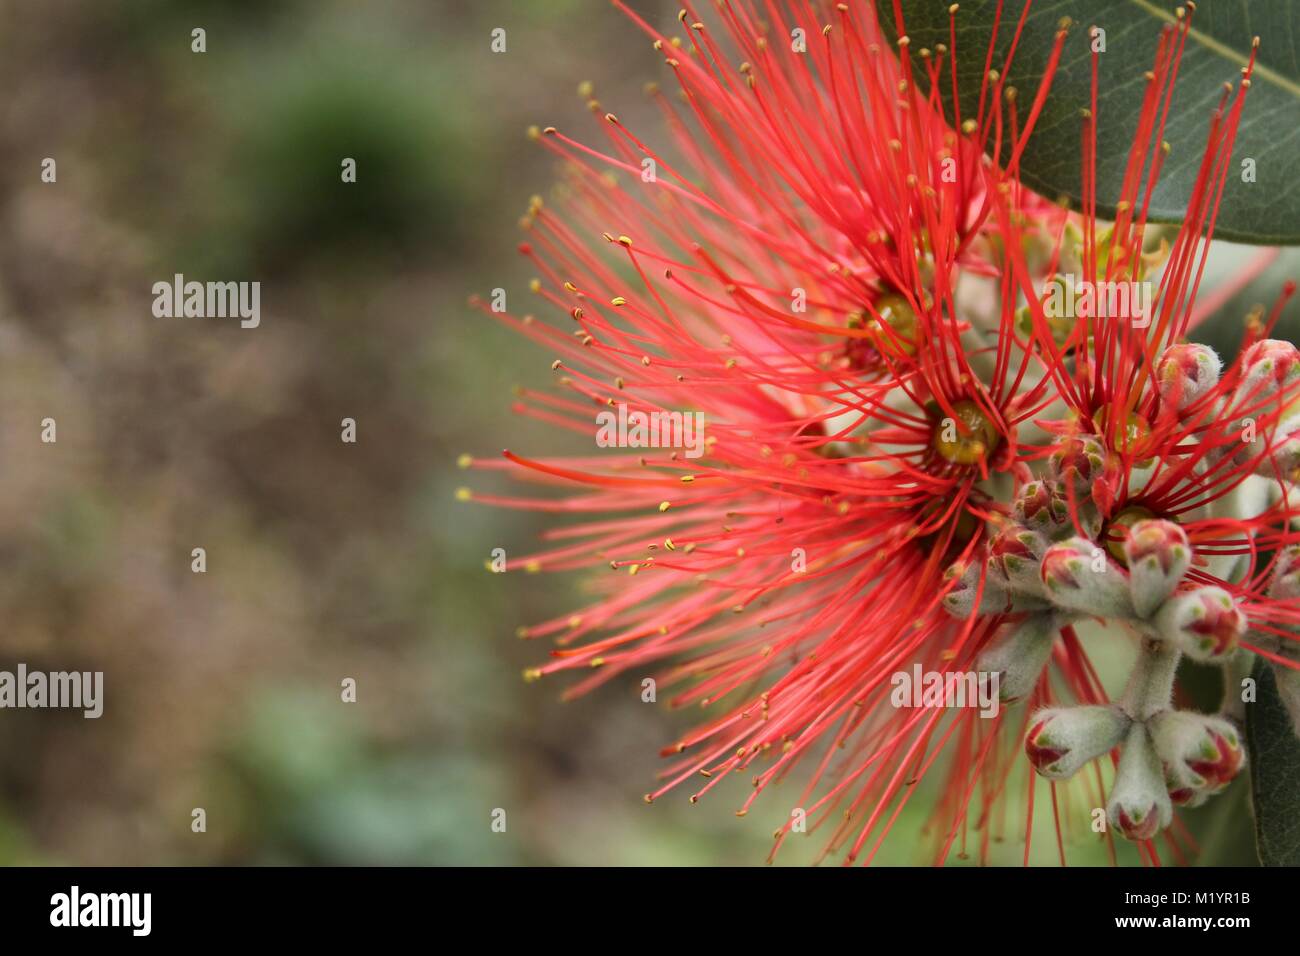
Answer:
[[462, 0, 1300, 864]]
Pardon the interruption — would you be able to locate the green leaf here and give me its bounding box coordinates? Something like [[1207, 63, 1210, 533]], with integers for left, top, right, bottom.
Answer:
[[1246, 657, 1300, 865], [880, 1, 1300, 244]]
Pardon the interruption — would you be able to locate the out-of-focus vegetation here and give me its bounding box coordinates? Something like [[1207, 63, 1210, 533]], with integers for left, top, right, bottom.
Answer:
[[0, 0, 1287, 865]]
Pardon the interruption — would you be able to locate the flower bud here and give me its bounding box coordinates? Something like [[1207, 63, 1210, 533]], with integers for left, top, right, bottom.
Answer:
[[1013, 479, 1070, 537], [942, 557, 1046, 619], [1148, 710, 1245, 806], [1123, 519, 1191, 618], [1050, 434, 1123, 513], [976, 614, 1057, 704], [1106, 723, 1173, 841], [1024, 704, 1130, 779], [1155, 343, 1221, 410], [1049, 434, 1108, 494], [987, 524, 1046, 596], [1040, 537, 1136, 618], [1238, 338, 1300, 400], [1153, 586, 1244, 662], [1254, 415, 1300, 479], [941, 559, 1004, 619]]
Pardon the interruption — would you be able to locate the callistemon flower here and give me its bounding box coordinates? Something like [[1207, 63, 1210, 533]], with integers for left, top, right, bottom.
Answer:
[[462, 0, 1300, 864]]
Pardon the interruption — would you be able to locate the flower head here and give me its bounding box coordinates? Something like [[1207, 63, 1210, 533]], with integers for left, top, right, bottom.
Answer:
[[463, 1, 1300, 864]]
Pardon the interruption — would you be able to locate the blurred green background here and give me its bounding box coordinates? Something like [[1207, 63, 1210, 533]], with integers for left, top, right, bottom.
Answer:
[[0, 0, 1291, 866]]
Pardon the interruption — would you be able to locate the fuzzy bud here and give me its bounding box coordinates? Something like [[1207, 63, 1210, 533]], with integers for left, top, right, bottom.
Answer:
[[1238, 338, 1300, 401], [1255, 415, 1300, 479], [941, 559, 1005, 619], [1049, 434, 1108, 494], [1155, 343, 1221, 410], [942, 557, 1047, 619], [1153, 586, 1244, 662], [1040, 537, 1136, 618], [1013, 479, 1070, 538], [976, 614, 1057, 704], [1106, 723, 1173, 841], [1123, 519, 1191, 618], [987, 524, 1046, 596], [1148, 710, 1245, 806], [1050, 434, 1122, 514], [1024, 704, 1130, 779]]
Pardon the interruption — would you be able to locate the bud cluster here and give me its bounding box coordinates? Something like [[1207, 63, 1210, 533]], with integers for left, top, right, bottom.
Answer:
[[935, 340, 1300, 841]]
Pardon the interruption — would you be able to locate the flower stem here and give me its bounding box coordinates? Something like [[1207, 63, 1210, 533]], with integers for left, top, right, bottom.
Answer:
[[1121, 638, 1181, 720]]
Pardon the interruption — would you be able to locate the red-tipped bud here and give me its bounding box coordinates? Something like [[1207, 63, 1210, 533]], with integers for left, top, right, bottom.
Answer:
[[1149, 711, 1245, 805], [1040, 537, 1136, 618], [1024, 705, 1130, 779], [1239, 338, 1300, 399], [987, 525, 1046, 595], [1123, 519, 1191, 618], [1107, 723, 1173, 842], [1153, 586, 1244, 662], [941, 558, 1003, 620], [941, 556, 1047, 619], [1049, 433, 1122, 513], [1155, 343, 1221, 410], [1049, 434, 1107, 492], [1113, 802, 1166, 841], [1256, 415, 1300, 479], [1013, 479, 1070, 536]]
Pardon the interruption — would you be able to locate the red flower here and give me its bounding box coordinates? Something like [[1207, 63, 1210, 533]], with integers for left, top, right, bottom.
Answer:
[[462, 1, 1297, 864]]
